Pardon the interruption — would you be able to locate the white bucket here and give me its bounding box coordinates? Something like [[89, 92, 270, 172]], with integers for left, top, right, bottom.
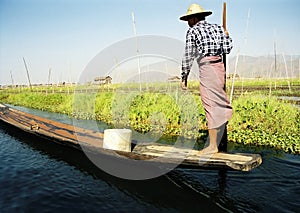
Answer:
[[103, 129, 132, 152]]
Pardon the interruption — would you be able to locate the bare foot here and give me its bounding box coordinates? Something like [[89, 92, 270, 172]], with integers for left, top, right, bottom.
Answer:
[[198, 146, 218, 155]]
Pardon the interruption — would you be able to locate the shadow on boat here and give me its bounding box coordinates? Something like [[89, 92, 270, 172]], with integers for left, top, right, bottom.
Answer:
[[1, 120, 249, 212]]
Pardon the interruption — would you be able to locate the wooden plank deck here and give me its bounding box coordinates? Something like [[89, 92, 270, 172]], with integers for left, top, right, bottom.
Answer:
[[0, 104, 262, 171]]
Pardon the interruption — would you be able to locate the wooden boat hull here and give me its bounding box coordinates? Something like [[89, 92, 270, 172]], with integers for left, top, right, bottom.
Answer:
[[0, 104, 262, 171]]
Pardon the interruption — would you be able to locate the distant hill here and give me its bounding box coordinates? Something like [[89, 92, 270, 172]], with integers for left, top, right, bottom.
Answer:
[[227, 55, 300, 78], [97, 55, 300, 84]]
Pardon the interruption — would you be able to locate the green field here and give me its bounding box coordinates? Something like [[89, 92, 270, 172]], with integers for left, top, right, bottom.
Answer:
[[1, 78, 299, 154]]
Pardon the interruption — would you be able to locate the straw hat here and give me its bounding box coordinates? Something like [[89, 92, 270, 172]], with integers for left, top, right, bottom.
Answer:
[[179, 4, 212, 21]]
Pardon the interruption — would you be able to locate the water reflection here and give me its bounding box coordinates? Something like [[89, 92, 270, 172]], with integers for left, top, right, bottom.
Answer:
[[0, 122, 228, 212]]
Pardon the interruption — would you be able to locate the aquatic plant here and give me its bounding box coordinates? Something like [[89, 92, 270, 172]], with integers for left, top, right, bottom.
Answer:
[[0, 80, 299, 154], [228, 95, 300, 154]]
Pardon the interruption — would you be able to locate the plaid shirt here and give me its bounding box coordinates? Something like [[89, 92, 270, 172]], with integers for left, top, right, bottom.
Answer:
[[181, 20, 233, 81]]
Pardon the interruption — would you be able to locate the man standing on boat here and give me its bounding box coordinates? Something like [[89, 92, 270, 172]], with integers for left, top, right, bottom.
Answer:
[[180, 4, 233, 154]]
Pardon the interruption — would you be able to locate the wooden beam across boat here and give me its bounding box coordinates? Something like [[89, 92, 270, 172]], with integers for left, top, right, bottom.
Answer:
[[0, 104, 262, 171]]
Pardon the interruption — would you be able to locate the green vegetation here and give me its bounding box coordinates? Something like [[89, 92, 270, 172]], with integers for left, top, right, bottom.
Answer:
[[228, 95, 299, 154], [0, 78, 299, 154]]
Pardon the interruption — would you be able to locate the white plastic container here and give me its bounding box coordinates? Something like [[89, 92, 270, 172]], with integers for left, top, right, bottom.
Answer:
[[103, 129, 132, 152]]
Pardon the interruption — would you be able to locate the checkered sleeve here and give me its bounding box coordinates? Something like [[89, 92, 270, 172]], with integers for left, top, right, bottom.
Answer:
[[181, 29, 196, 82], [220, 26, 233, 54]]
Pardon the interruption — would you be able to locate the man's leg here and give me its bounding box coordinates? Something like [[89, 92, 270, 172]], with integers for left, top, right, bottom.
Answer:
[[199, 122, 227, 154], [218, 123, 228, 152], [199, 128, 218, 154]]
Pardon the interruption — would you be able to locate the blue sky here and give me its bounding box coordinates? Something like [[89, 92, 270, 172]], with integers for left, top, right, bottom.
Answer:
[[0, 0, 299, 85]]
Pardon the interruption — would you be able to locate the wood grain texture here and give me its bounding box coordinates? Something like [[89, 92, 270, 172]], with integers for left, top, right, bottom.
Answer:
[[0, 104, 262, 171]]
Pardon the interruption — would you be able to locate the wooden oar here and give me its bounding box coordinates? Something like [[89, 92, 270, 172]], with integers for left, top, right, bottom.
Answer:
[[219, 2, 228, 152], [222, 2, 227, 76]]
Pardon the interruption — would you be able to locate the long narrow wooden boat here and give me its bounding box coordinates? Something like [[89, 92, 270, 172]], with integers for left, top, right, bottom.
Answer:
[[0, 104, 262, 171]]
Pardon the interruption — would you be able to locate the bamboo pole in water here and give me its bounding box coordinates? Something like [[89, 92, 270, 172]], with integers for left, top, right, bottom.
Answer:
[[10, 71, 15, 88], [269, 81, 272, 99], [46, 68, 52, 95], [131, 12, 142, 92], [290, 55, 293, 78], [22, 57, 33, 91], [229, 52, 240, 105], [282, 53, 291, 92], [274, 42, 277, 87], [48, 68, 51, 85], [274, 43, 277, 76], [268, 61, 273, 98]]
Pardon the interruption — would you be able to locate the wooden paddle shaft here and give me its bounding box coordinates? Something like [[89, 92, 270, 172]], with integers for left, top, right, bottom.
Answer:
[[223, 2, 227, 32], [219, 2, 228, 152], [222, 2, 227, 76]]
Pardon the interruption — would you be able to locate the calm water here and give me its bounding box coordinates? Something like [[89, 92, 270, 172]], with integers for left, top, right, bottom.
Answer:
[[0, 106, 299, 212]]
